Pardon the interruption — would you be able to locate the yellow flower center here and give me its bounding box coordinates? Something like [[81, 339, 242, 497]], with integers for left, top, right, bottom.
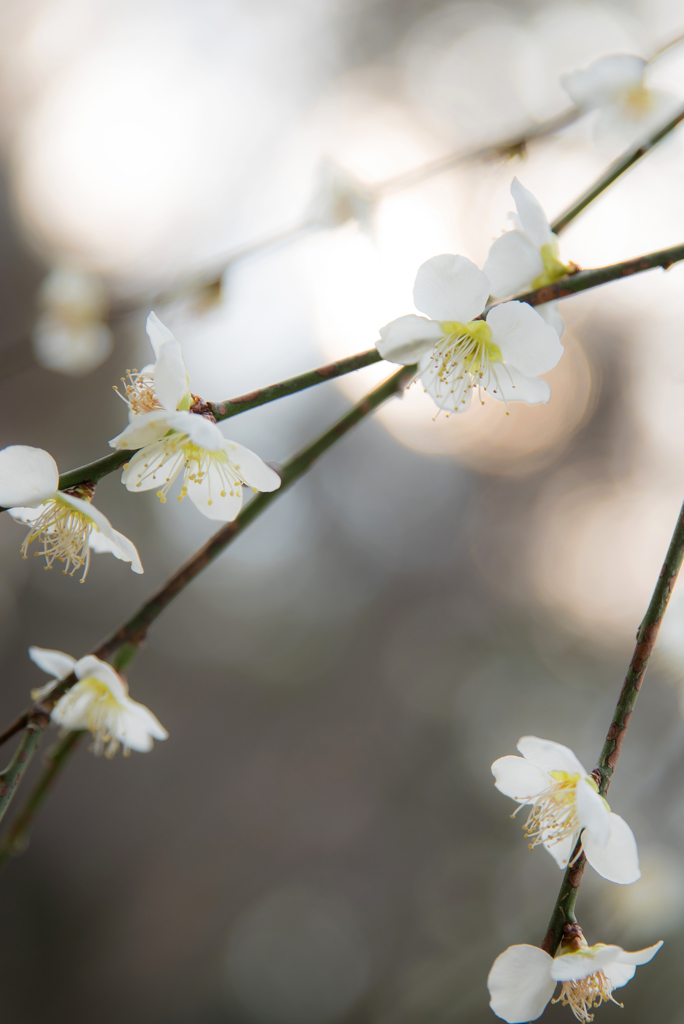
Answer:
[[530, 241, 571, 289], [521, 771, 582, 851], [620, 85, 654, 121], [130, 432, 247, 507], [427, 320, 506, 409], [60, 677, 128, 758], [20, 497, 96, 581]]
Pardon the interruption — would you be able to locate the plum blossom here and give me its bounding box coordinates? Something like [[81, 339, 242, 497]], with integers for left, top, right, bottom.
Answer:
[[29, 646, 168, 758], [32, 266, 113, 376], [110, 313, 281, 521], [483, 178, 572, 337], [488, 931, 663, 1023], [0, 445, 142, 580], [561, 54, 677, 139], [377, 255, 563, 413], [492, 736, 640, 884]]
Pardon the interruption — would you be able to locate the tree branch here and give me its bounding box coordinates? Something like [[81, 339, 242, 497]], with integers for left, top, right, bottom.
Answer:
[[0, 364, 416, 746], [540, 494, 684, 956], [551, 106, 684, 235]]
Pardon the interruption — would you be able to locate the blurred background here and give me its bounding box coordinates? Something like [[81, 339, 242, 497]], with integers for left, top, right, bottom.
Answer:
[[1, 0, 684, 1021]]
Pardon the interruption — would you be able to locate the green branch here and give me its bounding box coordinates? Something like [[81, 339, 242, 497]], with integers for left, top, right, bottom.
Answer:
[[506, 240, 684, 311], [0, 364, 416, 749], [211, 348, 381, 420], [540, 494, 684, 957], [0, 731, 82, 870], [551, 106, 684, 235], [0, 709, 50, 828]]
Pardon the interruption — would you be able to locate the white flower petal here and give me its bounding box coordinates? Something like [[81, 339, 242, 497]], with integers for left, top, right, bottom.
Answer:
[[28, 646, 76, 680], [483, 233, 544, 300], [551, 946, 624, 983], [516, 736, 587, 776], [535, 301, 564, 339], [51, 685, 93, 730], [561, 54, 646, 110], [377, 314, 443, 364], [510, 178, 553, 251], [74, 655, 128, 699], [222, 440, 281, 493], [488, 365, 551, 406], [491, 755, 550, 802], [186, 472, 244, 521], [602, 962, 636, 988], [0, 446, 59, 508], [413, 254, 490, 322], [544, 831, 578, 869], [486, 302, 564, 377], [582, 812, 640, 884], [57, 492, 143, 573], [615, 940, 664, 967], [145, 310, 177, 357], [109, 411, 173, 449], [165, 411, 225, 451], [121, 442, 185, 493], [575, 777, 611, 847], [117, 697, 168, 749], [153, 338, 189, 412], [488, 945, 556, 1023]]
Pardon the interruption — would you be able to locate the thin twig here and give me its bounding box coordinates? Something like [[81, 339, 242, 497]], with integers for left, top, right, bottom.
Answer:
[[0, 731, 82, 870], [540, 495, 684, 956], [551, 106, 684, 234], [0, 364, 416, 748], [0, 708, 50, 827]]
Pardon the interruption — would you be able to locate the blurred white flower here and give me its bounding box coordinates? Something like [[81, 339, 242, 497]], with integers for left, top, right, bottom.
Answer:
[[488, 935, 663, 1023], [483, 178, 572, 337], [32, 266, 113, 376], [29, 646, 167, 757], [0, 445, 142, 580], [492, 736, 640, 884], [109, 312, 281, 521], [307, 160, 375, 233], [561, 54, 677, 139], [377, 255, 563, 413]]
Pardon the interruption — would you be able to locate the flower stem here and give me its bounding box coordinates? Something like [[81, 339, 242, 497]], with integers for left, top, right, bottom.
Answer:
[[0, 709, 50, 827], [551, 106, 684, 235], [211, 348, 382, 421], [541, 494, 684, 956], [0, 731, 82, 870], [0, 364, 416, 747]]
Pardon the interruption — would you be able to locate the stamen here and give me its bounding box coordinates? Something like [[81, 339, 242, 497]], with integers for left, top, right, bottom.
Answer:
[[522, 774, 580, 851], [552, 971, 622, 1022], [114, 370, 162, 414], [19, 498, 95, 581], [427, 322, 509, 411]]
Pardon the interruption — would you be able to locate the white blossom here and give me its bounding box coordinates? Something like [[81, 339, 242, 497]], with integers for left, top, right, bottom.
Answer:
[[488, 936, 663, 1023], [483, 178, 571, 337], [32, 266, 113, 376], [377, 255, 563, 413], [492, 736, 640, 884], [561, 54, 677, 138], [29, 646, 168, 757], [110, 313, 281, 521], [307, 159, 375, 232], [0, 445, 142, 580]]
